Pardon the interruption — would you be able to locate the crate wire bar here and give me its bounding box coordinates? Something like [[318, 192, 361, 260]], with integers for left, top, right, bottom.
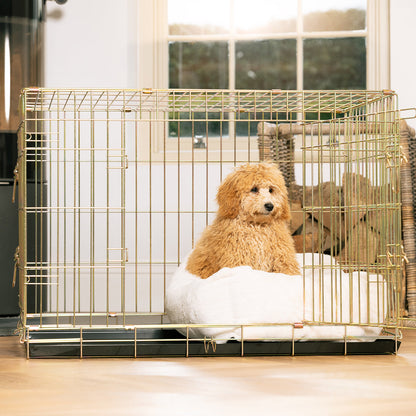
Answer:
[[17, 88, 404, 357]]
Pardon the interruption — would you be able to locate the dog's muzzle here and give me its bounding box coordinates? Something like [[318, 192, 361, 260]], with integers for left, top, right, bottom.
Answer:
[[264, 202, 274, 212]]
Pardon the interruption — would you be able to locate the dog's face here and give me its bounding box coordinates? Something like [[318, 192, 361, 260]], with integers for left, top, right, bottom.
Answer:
[[216, 162, 291, 224]]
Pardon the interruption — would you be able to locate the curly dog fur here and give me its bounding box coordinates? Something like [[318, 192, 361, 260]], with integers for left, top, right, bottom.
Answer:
[[186, 162, 300, 279]]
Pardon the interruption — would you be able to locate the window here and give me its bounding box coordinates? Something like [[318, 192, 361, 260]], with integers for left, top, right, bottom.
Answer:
[[137, 0, 390, 151], [138, 0, 389, 91], [167, 0, 368, 91]]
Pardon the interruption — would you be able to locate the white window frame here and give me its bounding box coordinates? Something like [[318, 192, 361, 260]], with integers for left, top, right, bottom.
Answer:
[[136, 0, 390, 157], [138, 0, 390, 90]]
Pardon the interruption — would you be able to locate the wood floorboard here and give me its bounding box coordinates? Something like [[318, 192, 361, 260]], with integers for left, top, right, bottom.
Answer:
[[1, 331, 416, 416]]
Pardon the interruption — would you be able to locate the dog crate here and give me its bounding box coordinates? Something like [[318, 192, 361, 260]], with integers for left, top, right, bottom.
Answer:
[[16, 88, 412, 358]]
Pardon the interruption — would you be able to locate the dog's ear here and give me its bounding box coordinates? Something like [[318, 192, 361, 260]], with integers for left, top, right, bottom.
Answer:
[[268, 164, 292, 222], [280, 196, 292, 222], [216, 173, 240, 219]]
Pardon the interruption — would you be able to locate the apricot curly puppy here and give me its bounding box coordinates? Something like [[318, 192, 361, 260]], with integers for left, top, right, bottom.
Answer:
[[186, 162, 300, 279]]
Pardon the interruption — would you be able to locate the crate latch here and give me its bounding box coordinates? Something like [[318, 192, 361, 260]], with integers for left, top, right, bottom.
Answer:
[[203, 337, 217, 353], [400, 146, 409, 165], [401, 245, 409, 265]]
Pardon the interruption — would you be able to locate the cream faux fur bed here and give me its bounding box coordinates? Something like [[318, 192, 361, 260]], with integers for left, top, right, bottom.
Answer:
[[165, 253, 385, 342]]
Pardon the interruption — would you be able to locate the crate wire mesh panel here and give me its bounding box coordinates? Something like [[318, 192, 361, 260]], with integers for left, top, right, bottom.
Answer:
[[17, 88, 405, 357]]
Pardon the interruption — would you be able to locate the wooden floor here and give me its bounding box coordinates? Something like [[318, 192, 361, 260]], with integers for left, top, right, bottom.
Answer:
[[2, 332, 416, 416]]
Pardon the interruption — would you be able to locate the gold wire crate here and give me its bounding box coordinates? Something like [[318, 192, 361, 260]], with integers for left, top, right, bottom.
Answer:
[[16, 88, 408, 358]]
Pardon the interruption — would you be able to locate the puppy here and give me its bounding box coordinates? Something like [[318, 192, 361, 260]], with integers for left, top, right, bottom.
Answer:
[[186, 162, 300, 278]]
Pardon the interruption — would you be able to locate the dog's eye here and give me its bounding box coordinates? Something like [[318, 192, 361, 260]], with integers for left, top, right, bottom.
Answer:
[[250, 186, 258, 193], [269, 187, 273, 193]]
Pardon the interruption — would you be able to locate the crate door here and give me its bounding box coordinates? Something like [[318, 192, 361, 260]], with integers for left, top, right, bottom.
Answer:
[[46, 112, 128, 325], [298, 115, 402, 327]]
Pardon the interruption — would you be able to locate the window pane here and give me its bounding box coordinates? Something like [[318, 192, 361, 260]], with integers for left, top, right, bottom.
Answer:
[[169, 42, 229, 89], [303, 38, 366, 90], [303, 0, 366, 32], [168, 0, 230, 35], [235, 40, 297, 90], [236, 112, 296, 137], [169, 112, 229, 139], [235, 0, 297, 34]]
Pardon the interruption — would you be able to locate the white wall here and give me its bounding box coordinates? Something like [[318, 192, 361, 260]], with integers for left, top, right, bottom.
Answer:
[[45, 0, 138, 88], [390, 0, 416, 129]]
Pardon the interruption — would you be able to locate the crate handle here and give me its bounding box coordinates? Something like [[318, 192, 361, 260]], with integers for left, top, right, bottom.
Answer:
[[12, 163, 19, 204], [12, 247, 20, 287]]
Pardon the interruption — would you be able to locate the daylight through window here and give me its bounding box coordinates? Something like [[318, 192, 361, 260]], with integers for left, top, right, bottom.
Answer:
[[168, 0, 367, 91]]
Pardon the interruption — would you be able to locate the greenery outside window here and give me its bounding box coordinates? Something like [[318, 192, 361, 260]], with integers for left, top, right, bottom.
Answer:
[[168, 0, 368, 92]]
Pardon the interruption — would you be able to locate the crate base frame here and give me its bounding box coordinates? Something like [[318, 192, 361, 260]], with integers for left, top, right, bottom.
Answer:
[[25, 327, 401, 358]]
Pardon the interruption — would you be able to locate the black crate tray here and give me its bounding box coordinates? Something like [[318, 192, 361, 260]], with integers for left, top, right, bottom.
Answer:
[[26, 328, 401, 358]]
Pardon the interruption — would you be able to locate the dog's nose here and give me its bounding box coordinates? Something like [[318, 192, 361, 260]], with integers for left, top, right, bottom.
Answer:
[[264, 202, 274, 212]]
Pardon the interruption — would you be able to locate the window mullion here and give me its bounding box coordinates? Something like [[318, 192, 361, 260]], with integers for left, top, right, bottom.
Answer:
[[367, 0, 390, 89], [229, 0, 235, 142], [229, 39, 235, 90], [229, 0, 235, 90], [297, 0, 303, 91]]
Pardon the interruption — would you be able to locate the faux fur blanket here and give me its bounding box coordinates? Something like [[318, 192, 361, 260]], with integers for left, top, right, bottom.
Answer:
[[165, 254, 385, 342]]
